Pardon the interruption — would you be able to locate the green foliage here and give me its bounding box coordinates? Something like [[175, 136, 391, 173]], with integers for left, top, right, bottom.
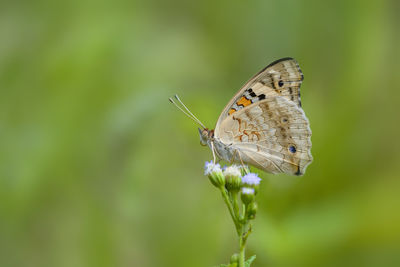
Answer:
[[245, 255, 256, 267], [218, 255, 256, 267]]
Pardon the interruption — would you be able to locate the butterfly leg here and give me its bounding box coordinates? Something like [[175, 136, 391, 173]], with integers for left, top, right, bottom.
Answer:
[[232, 149, 249, 174], [210, 141, 217, 163]]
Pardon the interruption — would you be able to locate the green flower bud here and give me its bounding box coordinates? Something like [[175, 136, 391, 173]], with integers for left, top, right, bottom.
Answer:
[[246, 202, 258, 220], [225, 175, 242, 192], [223, 165, 242, 192], [230, 253, 239, 264], [241, 173, 262, 195], [204, 161, 225, 188], [209, 171, 225, 188], [240, 187, 255, 205]]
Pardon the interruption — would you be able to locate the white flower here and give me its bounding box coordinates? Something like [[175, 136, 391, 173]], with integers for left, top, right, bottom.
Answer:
[[204, 161, 222, 176], [223, 165, 242, 178], [241, 187, 255, 195], [204, 161, 225, 188], [242, 173, 261, 185]]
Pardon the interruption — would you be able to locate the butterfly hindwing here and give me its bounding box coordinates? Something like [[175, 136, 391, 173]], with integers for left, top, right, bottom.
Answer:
[[216, 96, 312, 175]]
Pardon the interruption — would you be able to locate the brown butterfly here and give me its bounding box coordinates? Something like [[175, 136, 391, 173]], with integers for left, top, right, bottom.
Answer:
[[170, 58, 312, 176]]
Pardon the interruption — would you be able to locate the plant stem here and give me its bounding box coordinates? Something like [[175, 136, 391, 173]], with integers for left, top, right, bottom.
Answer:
[[238, 205, 246, 267], [232, 191, 240, 221], [219, 186, 240, 235], [239, 235, 245, 267], [220, 187, 253, 267]]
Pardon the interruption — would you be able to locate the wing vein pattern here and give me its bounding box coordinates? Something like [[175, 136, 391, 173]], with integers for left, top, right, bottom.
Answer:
[[213, 58, 312, 175]]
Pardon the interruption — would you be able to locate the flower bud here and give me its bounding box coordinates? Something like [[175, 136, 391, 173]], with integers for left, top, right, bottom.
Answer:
[[204, 161, 225, 188], [209, 171, 225, 188], [240, 187, 255, 205], [230, 253, 239, 264], [241, 173, 261, 195], [223, 165, 242, 192], [246, 202, 258, 220]]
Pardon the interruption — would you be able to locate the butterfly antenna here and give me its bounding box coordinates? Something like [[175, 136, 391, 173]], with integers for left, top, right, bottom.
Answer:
[[174, 95, 206, 128], [169, 97, 206, 129]]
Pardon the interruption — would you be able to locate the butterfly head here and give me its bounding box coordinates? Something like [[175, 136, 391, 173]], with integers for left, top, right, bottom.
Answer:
[[199, 128, 214, 146]]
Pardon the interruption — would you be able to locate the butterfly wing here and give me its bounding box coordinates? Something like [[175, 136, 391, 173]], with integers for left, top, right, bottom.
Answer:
[[213, 58, 311, 175], [216, 96, 312, 175], [215, 57, 303, 134]]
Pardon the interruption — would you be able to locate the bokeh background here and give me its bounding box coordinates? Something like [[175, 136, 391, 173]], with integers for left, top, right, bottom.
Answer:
[[1, 0, 400, 266]]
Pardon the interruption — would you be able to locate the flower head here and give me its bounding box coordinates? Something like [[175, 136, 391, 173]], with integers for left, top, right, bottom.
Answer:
[[223, 165, 242, 178], [241, 187, 255, 205], [242, 173, 261, 186], [241, 187, 255, 195], [204, 161, 225, 188], [204, 161, 222, 176], [223, 165, 242, 192]]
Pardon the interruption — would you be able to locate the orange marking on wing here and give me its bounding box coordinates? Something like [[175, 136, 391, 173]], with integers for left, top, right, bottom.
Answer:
[[236, 96, 252, 107], [251, 131, 261, 140], [228, 108, 236, 115]]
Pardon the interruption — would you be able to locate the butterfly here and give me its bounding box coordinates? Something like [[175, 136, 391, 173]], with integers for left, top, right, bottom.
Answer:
[[170, 58, 312, 176]]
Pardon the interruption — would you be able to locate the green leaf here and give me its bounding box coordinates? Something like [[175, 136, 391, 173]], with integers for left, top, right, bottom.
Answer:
[[245, 255, 256, 267]]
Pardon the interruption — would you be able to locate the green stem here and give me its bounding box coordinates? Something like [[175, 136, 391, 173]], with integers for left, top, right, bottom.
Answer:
[[219, 186, 240, 235], [238, 205, 246, 267], [238, 223, 252, 267], [238, 206, 253, 267], [239, 236, 245, 267], [232, 191, 240, 221], [219, 187, 253, 267]]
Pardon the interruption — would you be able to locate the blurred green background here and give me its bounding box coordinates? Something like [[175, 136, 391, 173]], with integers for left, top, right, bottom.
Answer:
[[1, 0, 400, 266]]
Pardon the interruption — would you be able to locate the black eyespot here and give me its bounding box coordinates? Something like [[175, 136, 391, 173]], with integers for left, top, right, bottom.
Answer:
[[278, 80, 284, 87], [289, 145, 296, 153], [282, 118, 288, 123], [258, 94, 266, 100]]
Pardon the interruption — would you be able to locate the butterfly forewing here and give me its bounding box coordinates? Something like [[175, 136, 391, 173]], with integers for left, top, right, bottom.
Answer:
[[215, 58, 303, 134]]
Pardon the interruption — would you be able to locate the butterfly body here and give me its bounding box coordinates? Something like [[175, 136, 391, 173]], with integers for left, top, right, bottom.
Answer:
[[199, 58, 313, 176]]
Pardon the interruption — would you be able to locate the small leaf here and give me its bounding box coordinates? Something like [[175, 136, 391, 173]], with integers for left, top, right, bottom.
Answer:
[[245, 255, 256, 267]]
